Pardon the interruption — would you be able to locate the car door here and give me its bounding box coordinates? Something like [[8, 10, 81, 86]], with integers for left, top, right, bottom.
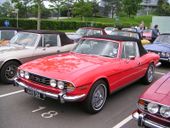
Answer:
[[115, 41, 142, 87], [32, 34, 61, 59]]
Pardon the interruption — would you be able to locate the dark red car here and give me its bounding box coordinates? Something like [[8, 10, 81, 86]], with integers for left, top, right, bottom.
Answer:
[[132, 72, 170, 127], [67, 27, 107, 41]]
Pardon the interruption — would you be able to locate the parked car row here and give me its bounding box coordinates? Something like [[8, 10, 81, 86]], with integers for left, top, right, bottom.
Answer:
[[0, 26, 169, 127]]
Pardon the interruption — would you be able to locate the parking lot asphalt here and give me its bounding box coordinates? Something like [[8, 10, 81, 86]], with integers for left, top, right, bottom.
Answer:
[[0, 65, 169, 128]]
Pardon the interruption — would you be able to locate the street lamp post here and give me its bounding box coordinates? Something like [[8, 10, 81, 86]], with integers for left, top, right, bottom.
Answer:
[[16, 9, 19, 28], [13, 9, 19, 28]]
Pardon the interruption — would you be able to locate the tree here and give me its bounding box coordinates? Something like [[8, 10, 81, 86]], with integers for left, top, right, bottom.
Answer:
[[103, 0, 122, 18], [156, 0, 170, 15], [122, 0, 142, 17], [0, 1, 14, 17], [91, 0, 99, 17], [49, 0, 67, 20], [11, 0, 30, 18], [72, 0, 93, 20]]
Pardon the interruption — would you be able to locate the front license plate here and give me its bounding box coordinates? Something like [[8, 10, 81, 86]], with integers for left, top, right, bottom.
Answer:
[[25, 88, 44, 100]]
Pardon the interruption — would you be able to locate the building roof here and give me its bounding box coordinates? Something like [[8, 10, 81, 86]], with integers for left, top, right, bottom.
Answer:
[[141, 0, 158, 7]]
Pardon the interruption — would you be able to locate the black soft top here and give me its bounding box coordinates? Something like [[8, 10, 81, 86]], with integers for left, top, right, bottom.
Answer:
[[20, 30, 74, 46], [0, 27, 22, 31], [113, 30, 142, 39], [83, 35, 147, 56]]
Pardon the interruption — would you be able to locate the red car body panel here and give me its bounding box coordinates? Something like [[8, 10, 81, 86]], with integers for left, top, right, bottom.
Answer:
[[18, 37, 159, 97], [141, 72, 170, 106]]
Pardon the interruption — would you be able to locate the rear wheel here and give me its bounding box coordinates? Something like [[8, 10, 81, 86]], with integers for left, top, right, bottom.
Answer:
[[0, 61, 20, 84], [83, 80, 107, 114], [142, 64, 155, 85]]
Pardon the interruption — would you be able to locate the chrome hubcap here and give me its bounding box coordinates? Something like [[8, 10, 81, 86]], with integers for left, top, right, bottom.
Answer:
[[5, 65, 17, 80], [148, 65, 154, 82], [92, 84, 107, 111]]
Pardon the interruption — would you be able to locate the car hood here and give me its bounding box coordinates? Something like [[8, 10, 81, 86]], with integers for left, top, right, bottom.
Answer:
[[20, 52, 119, 83], [0, 45, 25, 54], [144, 42, 170, 52], [141, 73, 170, 106]]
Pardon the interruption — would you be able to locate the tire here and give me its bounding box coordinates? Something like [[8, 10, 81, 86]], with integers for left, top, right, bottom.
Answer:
[[0, 61, 20, 84], [142, 64, 155, 85], [83, 80, 107, 114]]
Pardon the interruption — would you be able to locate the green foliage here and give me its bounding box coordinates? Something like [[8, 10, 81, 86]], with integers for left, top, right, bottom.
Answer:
[[72, 0, 93, 19], [0, 1, 14, 17], [0, 16, 152, 30], [156, 0, 170, 15], [122, 0, 142, 17]]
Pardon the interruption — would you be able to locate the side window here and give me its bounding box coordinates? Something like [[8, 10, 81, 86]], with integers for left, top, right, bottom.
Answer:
[[93, 30, 102, 35], [44, 34, 57, 47], [37, 37, 42, 47], [121, 41, 140, 59]]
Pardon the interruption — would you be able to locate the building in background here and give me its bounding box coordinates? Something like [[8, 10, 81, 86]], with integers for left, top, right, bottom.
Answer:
[[138, 0, 159, 15]]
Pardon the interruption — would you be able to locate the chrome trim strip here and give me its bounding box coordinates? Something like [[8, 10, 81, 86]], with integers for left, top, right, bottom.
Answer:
[[160, 58, 170, 62], [132, 111, 169, 128], [14, 78, 86, 102], [140, 98, 170, 108]]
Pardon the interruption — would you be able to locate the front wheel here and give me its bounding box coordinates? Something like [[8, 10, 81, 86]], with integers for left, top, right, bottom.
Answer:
[[142, 64, 155, 85], [83, 80, 107, 114], [0, 61, 20, 84]]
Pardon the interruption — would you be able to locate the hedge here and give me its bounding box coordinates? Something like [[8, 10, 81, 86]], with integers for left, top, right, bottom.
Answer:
[[0, 18, 138, 30]]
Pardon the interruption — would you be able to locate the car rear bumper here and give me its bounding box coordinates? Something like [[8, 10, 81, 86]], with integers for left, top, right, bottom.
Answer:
[[132, 111, 169, 128], [14, 78, 86, 103]]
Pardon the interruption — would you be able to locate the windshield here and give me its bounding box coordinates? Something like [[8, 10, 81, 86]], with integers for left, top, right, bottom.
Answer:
[[76, 28, 89, 36], [0, 30, 16, 40], [10, 32, 39, 47], [122, 28, 137, 32], [73, 39, 119, 58], [110, 31, 139, 39], [154, 35, 170, 44]]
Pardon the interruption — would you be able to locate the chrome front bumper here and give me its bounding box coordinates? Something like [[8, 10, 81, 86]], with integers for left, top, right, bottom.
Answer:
[[14, 78, 86, 103], [160, 58, 170, 62], [132, 111, 169, 128]]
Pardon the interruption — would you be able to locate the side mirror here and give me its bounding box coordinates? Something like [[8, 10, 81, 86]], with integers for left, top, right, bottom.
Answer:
[[129, 56, 135, 60]]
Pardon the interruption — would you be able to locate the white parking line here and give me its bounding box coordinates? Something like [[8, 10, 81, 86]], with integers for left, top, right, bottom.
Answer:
[[0, 90, 24, 98], [155, 71, 166, 75], [112, 115, 133, 128]]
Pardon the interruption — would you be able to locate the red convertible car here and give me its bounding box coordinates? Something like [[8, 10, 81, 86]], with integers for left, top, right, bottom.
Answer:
[[14, 35, 160, 113], [132, 72, 170, 127]]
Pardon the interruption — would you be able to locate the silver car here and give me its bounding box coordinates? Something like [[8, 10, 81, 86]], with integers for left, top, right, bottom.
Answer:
[[0, 30, 76, 83]]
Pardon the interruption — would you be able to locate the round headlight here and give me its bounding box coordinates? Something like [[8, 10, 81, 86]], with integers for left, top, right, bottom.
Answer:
[[20, 70, 25, 77], [50, 79, 57, 87], [24, 72, 29, 79], [160, 106, 170, 118], [166, 53, 170, 58], [57, 81, 65, 90], [161, 52, 166, 57], [147, 103, 159, 114]]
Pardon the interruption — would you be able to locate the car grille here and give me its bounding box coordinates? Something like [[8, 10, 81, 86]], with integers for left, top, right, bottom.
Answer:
[[29, 73, 50, 86]]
